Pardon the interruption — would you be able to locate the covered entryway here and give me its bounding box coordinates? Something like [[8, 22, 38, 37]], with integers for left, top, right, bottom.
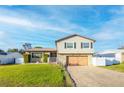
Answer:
[[67, 56, 88, 66]]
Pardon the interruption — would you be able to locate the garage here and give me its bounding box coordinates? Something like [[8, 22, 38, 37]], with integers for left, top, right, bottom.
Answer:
[[67, 56, 88, 66]]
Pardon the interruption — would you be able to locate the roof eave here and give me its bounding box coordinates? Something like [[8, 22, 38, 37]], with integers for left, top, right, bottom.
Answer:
[[55, 34, 96, 43]]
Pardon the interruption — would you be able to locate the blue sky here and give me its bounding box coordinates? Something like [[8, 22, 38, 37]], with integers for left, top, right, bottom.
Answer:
[[0, 5, 124, 51]]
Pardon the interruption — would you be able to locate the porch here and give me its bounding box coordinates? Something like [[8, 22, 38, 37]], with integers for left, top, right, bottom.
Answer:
[[24, 48, 57, 63]]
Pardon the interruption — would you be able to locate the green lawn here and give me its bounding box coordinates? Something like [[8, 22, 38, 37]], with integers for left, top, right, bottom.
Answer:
[[0, 64, 70, 87], [102, 63, 124, 73]]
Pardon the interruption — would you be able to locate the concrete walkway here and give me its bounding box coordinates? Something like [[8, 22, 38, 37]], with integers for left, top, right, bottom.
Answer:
[[67, 66, 124, 87]]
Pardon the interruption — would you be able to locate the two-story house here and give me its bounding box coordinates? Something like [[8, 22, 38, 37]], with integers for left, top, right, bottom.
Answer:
[[25, 34, 95, 66], [56, 34, 95, 66]]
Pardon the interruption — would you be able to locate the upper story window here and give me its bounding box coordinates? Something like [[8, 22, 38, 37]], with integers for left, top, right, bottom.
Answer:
[[66, 43, 74, 48], [64, 42, 76, 49], [81, 42, 90, 48]]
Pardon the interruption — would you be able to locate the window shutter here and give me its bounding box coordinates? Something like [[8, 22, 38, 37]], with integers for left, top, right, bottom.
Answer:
[[64, 42, 66, 48], [91, 42, 93, 48], [74, 42, 76, 48], [81, 42, 83, 48]]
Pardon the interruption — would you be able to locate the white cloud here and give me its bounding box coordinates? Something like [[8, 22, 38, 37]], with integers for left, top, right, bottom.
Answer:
[[0, 15, 35, 28], [93, 16, 124, 41], [0, 8, 89, 34], [93, 30, 124, 41], [109, 6, 124, 15], [0, 31, 6, 39], [0, 15, 75, 34], [0, 6, 92, 50], [0, 7, 90, 34], [0, 31, 5, 35], [36, 21, 88, 34]]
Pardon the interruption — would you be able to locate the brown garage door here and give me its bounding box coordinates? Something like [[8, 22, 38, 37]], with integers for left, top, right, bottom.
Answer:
[[68, 56, 88, 66]]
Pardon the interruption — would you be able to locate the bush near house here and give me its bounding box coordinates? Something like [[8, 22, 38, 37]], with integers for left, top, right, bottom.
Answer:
[[23, 53, 30, 63], [43, 54, 48, 63]]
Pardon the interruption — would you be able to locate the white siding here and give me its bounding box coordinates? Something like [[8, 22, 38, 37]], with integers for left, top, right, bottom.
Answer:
[[115, 53, 122, 63], [57, 36, 94, 54], [15, 58, 24, 64]]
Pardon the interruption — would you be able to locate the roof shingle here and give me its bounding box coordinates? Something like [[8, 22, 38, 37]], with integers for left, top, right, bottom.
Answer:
[[25, 48, 57, 52], [55, 34, 96, 43]]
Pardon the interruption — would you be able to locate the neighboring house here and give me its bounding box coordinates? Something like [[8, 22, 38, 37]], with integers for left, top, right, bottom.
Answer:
[[95, 48, 124, 65], [25, 34, 95, 66], [118, 46, 124, 62], [86, 46, 124, 66], [0, 52, 24, 64], [95, 50, 117, 58], [25, 48, 57, 63], [56, 34, 95, 66]]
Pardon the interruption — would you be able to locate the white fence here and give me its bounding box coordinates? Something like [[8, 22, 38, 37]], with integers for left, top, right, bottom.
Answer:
[[92, 57, 120, 66], [15, 58, 24, 64]]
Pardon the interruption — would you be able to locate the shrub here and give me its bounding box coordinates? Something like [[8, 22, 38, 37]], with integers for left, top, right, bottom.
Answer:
[[43, 54, 48, 63], [23, 53, 30, 63]]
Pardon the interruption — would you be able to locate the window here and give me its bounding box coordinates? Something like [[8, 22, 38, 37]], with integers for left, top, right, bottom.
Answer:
[[50, 52, 57, 57], [66, 43, 74, 48], [64, 42, 76, 49], [81, 42, 89, 48], [32, 53, 42, 58]]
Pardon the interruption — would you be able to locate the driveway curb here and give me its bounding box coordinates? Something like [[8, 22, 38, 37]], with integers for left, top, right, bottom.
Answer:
[[66, 67, 77, 87]]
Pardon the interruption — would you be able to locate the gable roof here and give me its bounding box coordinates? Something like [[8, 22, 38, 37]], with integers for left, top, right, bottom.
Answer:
[[96, 49, 118, 54], [55, 34, 96, 43], [118, 46, 124, 49]]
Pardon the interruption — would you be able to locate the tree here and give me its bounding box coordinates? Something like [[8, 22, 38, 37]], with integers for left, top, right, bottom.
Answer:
[[18, 49, 24, 54], [23, 53, 30, 63], [34, 46, 42, 48], [23, 43, 32, 50], [0, 49, 4, 52], [43, 54, 48, 63], [7, 48, 18, 52], [19, 49, 25, 54]]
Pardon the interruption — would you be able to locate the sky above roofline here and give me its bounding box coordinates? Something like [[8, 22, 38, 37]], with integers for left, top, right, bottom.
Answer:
[[0, 5, 124, 51]]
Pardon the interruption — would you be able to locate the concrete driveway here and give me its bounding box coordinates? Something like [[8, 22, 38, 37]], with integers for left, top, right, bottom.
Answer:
[[67, 66, 124, 87]]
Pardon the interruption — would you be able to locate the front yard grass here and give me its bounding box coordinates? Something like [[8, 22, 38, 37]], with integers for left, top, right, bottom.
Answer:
[[0, 64, 73, 87], [102, 62, 124, 73]]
